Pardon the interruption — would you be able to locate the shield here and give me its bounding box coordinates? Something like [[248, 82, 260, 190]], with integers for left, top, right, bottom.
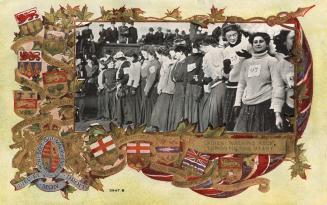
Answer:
[[14, 90, 37, 118], [43, 28, 67, 56], [41, 140, 60, 173], [18, 50, 42, 80], [43, 71, 68, 98], [127, 142, 151, 172], [14, 7, 43, 36], [217, 157, 243, 184], [153, 137, 181, 165]]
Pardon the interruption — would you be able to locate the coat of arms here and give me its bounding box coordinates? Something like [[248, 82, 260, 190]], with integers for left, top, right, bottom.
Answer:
[[42, 71, 68, 98], [14, 90, 38, 118]]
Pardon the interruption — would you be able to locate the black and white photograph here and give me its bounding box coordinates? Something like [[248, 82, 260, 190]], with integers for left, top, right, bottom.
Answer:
[[74, 21, 295, 133]]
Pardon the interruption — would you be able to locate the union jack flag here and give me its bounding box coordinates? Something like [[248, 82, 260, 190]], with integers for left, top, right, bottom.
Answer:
[[182, 148, 210, 174]]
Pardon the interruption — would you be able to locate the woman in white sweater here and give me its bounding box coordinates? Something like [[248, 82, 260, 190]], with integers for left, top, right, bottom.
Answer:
[[233, 32, 285, 132]]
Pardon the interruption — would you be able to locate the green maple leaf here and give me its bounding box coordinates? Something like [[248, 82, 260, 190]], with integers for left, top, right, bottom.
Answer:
[[65, 4, 80, 17], [61, 17, 73, 29], [76, 5, 94, 21], [176, 121, 196, 135], [44, 6, 58, 24], [203, 126, 225, 138]]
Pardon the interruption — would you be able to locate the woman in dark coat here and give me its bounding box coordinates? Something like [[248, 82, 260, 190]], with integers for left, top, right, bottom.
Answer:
[[184, 40, 204, 125], [168, 45, 188, 131]]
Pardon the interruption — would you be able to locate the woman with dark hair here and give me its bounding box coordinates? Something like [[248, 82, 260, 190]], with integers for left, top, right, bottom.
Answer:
[[221, 23, 250, 131], [125, 50, 141, 126], [168, 45, 188, 131], [148, 46, 176, 132], [199, 36, 225, 130], [273, 30, 295, 57], [184, 39, 204, 126], [139, 45, 150, 101], [140, 46, 161, 127], [273, 29, 295, 131], [233, 32, 285, 132]]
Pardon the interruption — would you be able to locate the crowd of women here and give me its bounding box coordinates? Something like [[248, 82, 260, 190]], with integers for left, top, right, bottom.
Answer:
[[75, 23, 295, 133]]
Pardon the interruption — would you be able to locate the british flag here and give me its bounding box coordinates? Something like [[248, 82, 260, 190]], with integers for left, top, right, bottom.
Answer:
[[182, 148, 210, 174]]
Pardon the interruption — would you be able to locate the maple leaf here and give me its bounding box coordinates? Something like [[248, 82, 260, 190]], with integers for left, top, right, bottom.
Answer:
[[192, 16, 210, 28], [44, 6, 58, 24], [76, 5, 94, 21], [90, 178, 104, 191], [297, 83, 309, 101], [203, 126, 225, 138], [209, 5, 225, 21], [113, 6, 126, 16], [61, 17, 73, 29], [100, 6, 113, 21], [176, 121, 196, 135], [293, 5, 315, 17], [289, 143, 311, 180], [132, 8, 145, 16], [66, 4, 80, 16], [165, 7, 182, 20]]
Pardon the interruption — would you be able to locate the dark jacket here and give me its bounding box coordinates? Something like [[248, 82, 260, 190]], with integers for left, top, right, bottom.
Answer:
[[105, 27, 118, 43], [128, 27, 138, 44]]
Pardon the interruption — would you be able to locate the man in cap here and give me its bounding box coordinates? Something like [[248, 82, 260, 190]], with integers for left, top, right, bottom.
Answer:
[[154, 27, 164, 45], [128, 21, 138, 44], [105, 21, 118, 43], [118, 22, 129, 44], [144, 27, 155, 45]]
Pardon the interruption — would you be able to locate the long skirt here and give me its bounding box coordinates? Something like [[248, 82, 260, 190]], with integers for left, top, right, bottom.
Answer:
[[140, 78, 146, 101], [97, 89, 107, 119], [184, 83, 202, 124], [151, 93, 173, 131], [168, 82, 186, 131], [198, 93, 210, 132], [223, 87, 237, 131], [105, 90, 116, 121], [234, 99, 275, 132], [208, 83, 226, 128], [140, 85, 158, 126], [125, 87, 142, 124]]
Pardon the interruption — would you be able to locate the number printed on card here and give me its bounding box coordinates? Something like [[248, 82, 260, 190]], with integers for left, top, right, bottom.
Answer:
[[248, 64, 261, 77]]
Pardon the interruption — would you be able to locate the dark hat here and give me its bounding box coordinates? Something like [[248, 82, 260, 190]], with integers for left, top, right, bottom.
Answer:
[[199, 36, 217, 46], [149, 27, 154, 32], [222, 23, 241, 36]]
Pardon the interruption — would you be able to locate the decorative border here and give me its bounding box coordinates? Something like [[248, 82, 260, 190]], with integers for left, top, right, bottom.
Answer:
[[10, 5, 314, 199]]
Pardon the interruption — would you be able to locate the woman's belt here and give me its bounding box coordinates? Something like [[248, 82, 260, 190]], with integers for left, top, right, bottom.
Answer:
[[226, 81, 238, 89]]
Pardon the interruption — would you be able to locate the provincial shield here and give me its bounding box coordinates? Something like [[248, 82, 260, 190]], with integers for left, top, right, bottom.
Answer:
[[43, 71, 68, 98], [14, 7, 43, 36], [18, 50, 42, 81], [127, 142, 151, 171], [217, 157, 243, 184], [14, 90, 38, 118]]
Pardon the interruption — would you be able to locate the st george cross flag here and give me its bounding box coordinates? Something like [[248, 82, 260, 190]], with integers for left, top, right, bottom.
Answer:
[[127, 143, 151, 154], [90, 135, 116, 157], [182, 148, 210, 174]]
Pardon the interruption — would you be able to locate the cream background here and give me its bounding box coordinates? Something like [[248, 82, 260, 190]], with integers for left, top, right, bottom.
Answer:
[[0, 0, 326, 204]]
